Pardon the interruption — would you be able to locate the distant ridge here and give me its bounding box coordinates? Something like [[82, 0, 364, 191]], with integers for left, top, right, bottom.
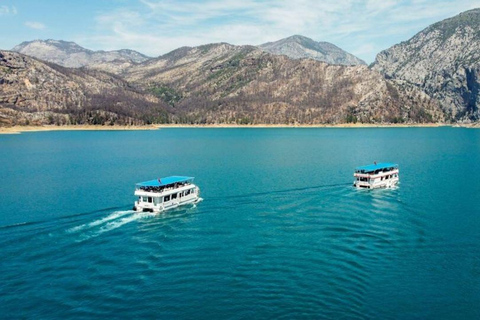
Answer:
[[12, 39, 150, 73], [259, 35, 366, 66]]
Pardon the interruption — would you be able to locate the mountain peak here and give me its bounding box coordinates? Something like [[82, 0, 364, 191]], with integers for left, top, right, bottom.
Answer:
[[424, 8, 480, 41], [259, 35, 366, 66], [286, 35, 313, 41], [13, 39, 90, 55]]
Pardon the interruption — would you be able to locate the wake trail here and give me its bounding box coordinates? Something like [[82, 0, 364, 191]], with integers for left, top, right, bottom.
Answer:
[[209, 182, 352, 201], [70, 211, 155, 242], [67, 210, 133, 233], [0, 204, 131, 231]]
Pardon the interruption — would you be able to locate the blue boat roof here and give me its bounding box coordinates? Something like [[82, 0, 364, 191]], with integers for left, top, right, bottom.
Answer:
[[136, 176, 194, 187], [355, 163, 398, 172]]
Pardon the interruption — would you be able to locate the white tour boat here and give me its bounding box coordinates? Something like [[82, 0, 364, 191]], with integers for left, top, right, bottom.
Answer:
[[133, 176, 202, 212], [353, 163, 399, 189]]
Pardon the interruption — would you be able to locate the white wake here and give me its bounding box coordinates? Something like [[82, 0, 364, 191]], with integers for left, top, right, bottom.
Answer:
[[67, 210, 155, 242]]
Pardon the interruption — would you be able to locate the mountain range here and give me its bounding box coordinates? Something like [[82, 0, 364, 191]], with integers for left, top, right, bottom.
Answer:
[[0, 51, 170, 126], [1, 9, 479, 126], [12, 39, 150, 73]]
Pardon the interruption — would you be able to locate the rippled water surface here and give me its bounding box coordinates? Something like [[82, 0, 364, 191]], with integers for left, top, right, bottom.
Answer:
[[1, 128, 480, 319]]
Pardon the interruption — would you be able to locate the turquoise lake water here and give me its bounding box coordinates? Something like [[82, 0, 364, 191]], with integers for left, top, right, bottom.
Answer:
[[1, 128, 480, 318]]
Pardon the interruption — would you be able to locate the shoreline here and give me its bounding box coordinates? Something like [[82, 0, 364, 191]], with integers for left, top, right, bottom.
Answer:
[[154, 123, 453, 128], [0, 124, 161, 135], [0, 123, 478, 134]]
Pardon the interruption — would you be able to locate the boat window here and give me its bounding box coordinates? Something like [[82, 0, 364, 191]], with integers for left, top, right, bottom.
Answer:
[[172, 193, 177, 199], [148, 197, 152, 203], [142, 196, 147, 202], [164, 195, 170, 202]]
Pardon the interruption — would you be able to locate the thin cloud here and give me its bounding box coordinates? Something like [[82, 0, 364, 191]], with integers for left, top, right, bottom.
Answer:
[[25, 21, 46, 30], [0, 5, 17, 15]]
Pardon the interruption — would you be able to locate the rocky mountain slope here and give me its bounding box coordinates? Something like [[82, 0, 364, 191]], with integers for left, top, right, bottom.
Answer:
[[125, 43, 442, 124], [259, 35, 366, 66], [372, 9, 480, 121], [12, 40, 150, 74], [7, 6, 480, 127], [0, 51, 170, 126]]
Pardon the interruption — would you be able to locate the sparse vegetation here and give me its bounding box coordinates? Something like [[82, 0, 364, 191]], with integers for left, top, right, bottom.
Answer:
[[150, 85, 182, 107], [5, 10, 480, 129]]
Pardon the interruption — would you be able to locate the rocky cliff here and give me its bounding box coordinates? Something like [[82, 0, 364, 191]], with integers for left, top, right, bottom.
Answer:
[[259, 35, 366, 66], [125, 43, 442, 124], [0, 51, 170, 126], [12, 39, 150, 74], [372, 9, 480, 121]]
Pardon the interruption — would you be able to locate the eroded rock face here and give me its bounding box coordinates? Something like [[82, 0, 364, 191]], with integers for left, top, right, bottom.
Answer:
[[372, 9, 480, 121], [0, 51, 169, 126], [259, 35, 366, 66], [12, 40, 150, 74]]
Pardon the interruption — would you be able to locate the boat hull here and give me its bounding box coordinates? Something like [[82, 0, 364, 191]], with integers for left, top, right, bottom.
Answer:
[[354, 178, 399, 189], [134, 196, 202, 213]]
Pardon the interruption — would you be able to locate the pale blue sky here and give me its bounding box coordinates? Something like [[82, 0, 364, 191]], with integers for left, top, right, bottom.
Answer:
[[1, 0, 479, 63]]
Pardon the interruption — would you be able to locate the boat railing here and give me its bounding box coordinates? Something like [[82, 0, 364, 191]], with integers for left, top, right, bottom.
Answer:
[[354, 169, 399, 179], [137, 182, 192, 193]]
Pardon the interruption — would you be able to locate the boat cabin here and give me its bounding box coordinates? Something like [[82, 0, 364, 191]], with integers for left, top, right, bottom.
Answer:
[[354, 163, 399, 189]]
